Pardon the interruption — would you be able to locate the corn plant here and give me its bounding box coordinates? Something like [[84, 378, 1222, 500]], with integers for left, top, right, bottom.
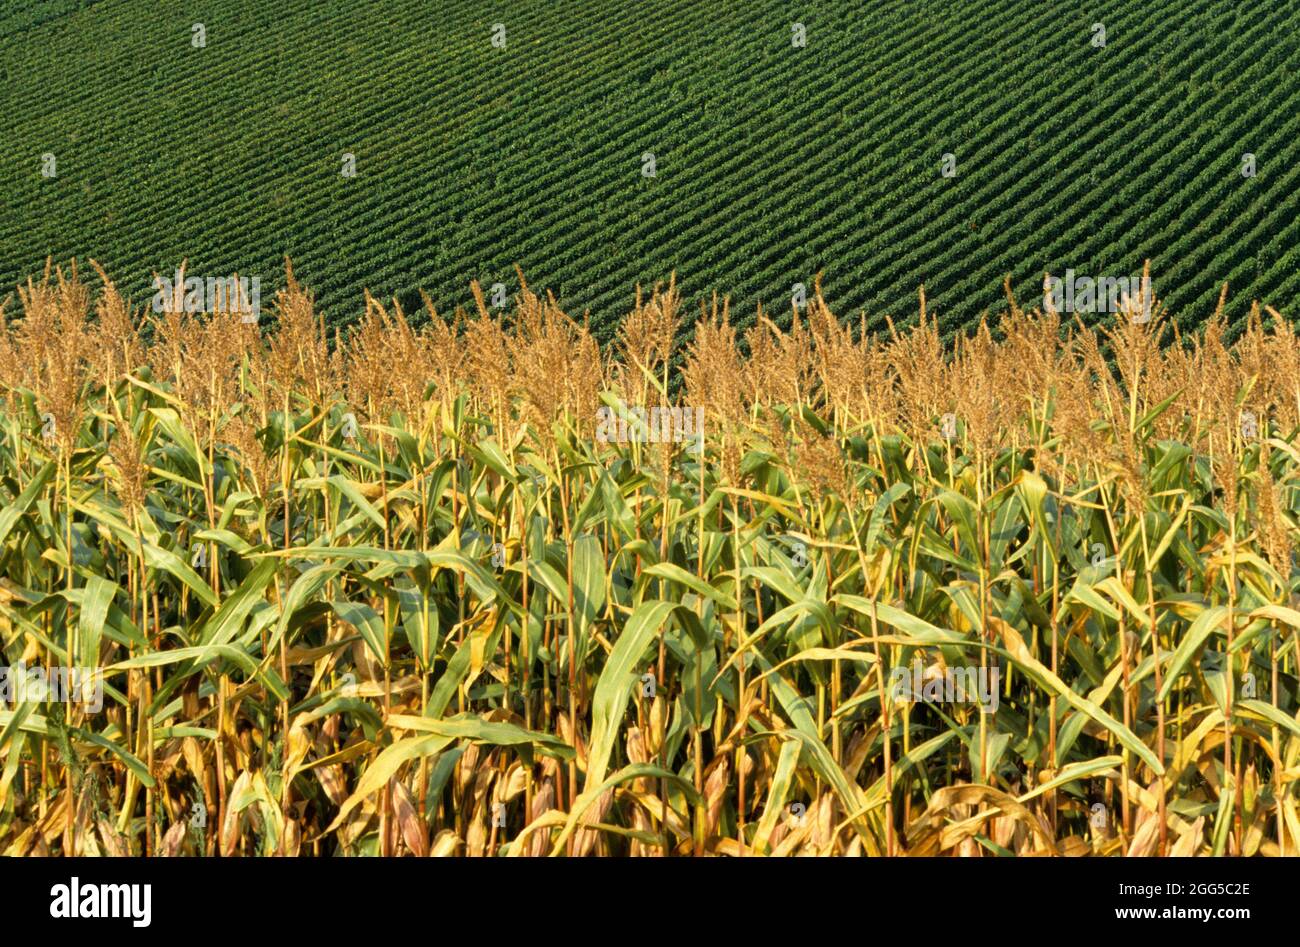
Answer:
[[0, 260, 1297, 856]]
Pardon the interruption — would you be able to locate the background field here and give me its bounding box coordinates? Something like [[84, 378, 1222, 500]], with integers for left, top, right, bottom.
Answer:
[[3, 0, 1300, 342]]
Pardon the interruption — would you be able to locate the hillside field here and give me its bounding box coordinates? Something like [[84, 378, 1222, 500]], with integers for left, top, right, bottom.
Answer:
[[3, 0, 1299, 341]]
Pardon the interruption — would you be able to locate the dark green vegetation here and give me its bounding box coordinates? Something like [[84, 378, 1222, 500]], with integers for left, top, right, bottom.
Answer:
[[3, 0, 1298, 341]]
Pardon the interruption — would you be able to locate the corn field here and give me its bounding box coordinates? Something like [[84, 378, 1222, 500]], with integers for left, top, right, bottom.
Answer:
[[1, 258, 1299, 857]]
